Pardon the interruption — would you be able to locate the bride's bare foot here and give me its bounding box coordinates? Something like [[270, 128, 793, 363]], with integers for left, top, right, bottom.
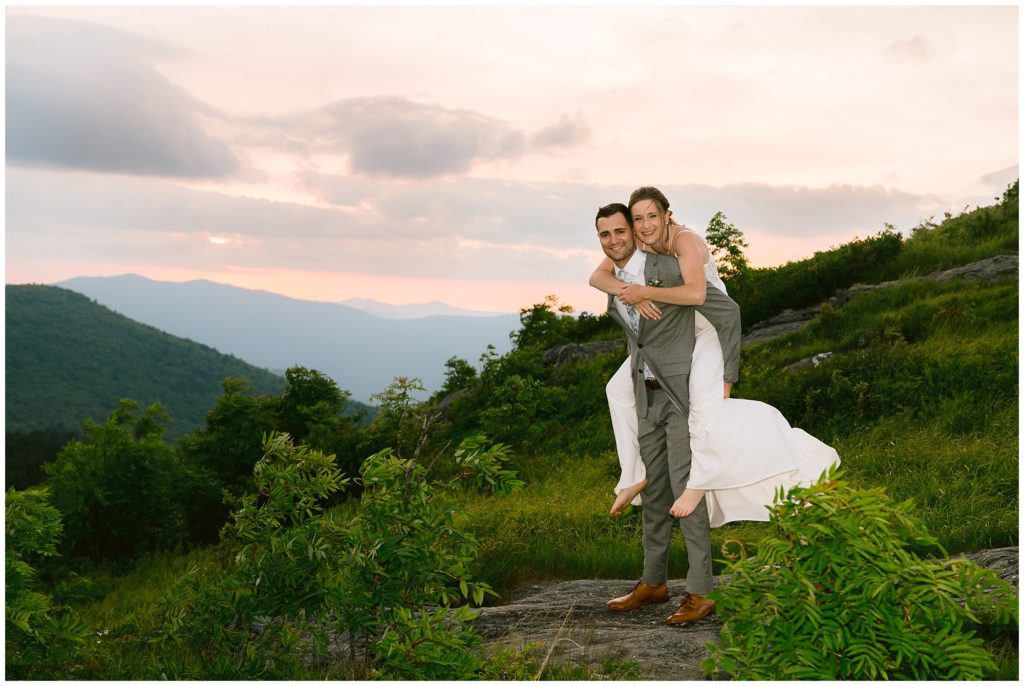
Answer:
[[610, 479, 648, 516], [669, 488, 706, 518]]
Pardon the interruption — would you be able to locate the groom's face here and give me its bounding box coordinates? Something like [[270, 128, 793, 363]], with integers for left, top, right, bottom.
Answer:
[[596, 211, 636, 267]]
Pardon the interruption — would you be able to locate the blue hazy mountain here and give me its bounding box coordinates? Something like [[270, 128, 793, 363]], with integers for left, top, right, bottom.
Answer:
[[339, 297, 507, 319], [57, 275, 520, 402]]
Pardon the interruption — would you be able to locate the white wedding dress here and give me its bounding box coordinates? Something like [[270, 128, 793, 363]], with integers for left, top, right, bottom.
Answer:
[[608, 256, 840, 527]]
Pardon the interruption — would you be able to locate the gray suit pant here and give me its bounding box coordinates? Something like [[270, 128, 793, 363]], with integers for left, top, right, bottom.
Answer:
[[638, 382, 714, 595]]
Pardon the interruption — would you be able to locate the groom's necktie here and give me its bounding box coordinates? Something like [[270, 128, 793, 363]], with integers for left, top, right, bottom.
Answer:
[[616, 268, 640, 335], [617, 268, 654, 381]]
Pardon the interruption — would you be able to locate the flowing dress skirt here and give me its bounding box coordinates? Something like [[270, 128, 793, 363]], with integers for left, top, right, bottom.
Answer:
[[607, 313, 840, 527]]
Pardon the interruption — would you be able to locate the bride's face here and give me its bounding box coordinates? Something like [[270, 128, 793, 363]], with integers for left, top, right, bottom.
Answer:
[[630, 199, 669, 248]]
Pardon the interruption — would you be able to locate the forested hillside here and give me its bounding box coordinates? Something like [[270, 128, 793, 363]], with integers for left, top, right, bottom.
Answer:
[[6, 183, 1017, 680], [6, 285, 286, 437], [57, 274, 521, 402]]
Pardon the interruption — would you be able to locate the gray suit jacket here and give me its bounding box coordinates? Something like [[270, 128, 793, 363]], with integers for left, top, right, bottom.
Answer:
[[607, 251, 741, 418]]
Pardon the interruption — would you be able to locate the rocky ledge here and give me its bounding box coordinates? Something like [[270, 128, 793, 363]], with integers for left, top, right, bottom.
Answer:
[[741, 254, 1018, 347], [474, 546, 1018, 680]]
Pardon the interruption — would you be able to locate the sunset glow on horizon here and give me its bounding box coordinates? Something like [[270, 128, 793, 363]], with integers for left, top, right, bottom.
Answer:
[[5, 4, 1018, 314]]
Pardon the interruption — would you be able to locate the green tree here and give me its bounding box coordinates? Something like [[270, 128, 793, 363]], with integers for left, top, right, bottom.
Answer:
[[705, 469, 1018, 680], [178, 378, 276, 495], [43, 400, 194, 560], [511, 295, 576, 350], [179, 368, 368, 542], [705, 211, 750, 281], [6, 486, 89, 678], [438, 356, 477, 397], [275, 366, 348, 444]]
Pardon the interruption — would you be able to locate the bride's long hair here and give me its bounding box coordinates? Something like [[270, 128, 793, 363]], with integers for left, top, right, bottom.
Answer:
[[627, 186, 680, 255]]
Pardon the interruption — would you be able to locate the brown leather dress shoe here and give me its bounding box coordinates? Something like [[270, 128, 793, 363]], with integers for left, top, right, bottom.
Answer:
[[666, 591, 716, 624], [606, 580, 670, 612]]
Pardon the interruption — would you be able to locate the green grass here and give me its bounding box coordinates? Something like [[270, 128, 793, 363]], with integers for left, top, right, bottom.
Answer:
[[42, 197, 1022, 678], [460, 275, 1018, 600], [463, 399, 1017, 600], [55, 548, 220, 680], [834, 401, 1018, 552], [461, 449, 772, 599]]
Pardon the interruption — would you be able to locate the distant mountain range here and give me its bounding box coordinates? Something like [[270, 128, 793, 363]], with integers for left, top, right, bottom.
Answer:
[[6, 285, 287, 438], [339, 298, 507, 319], [57, 275, 520, 402]]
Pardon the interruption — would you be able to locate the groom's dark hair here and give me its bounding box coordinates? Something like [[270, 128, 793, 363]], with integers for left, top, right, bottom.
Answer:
[[595, 202, 630, 228]]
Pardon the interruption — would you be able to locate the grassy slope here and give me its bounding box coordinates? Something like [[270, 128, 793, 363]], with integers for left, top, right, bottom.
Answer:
[[464, 277, 1018, 597], [6, 285, 286, 438], [65, 186, 1019, 678], [463, 185, 1020, 596]]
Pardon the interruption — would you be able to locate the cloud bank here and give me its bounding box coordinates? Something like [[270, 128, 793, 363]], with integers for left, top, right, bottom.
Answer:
[[278, 97, 592, 178], [6, 15, 238, 178], [8, 167, 958, 290]]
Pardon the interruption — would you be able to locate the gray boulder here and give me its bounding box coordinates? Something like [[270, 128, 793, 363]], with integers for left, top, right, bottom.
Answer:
[[475, 546, 1018, 679], [541, 340, 625, 366], [744, 254, 1018, 347]]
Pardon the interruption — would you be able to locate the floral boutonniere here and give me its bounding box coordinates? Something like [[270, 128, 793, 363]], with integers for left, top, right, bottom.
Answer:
[[646, 278, 663, 287]]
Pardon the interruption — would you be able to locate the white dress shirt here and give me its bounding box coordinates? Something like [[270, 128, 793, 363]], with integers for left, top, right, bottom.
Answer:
[[613, 250, 654, 380]]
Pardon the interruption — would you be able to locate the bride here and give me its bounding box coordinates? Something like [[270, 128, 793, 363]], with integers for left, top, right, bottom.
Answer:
[[589, 186, 839, 527]]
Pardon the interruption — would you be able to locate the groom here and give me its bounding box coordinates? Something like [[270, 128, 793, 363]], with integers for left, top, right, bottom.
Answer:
[[595, 202, 741, 625]]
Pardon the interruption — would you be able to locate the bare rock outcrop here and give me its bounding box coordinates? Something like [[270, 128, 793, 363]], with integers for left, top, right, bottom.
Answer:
[[962, 546, 1019, 587], [475, 546, 1018, 679], [541, 339, 625, 366], [742, 254, 1018, 347], [474, 578, 721, 680], [741, 306, 820, 346], [930, 253, 1019, 286], [783, 351, 835, 372]]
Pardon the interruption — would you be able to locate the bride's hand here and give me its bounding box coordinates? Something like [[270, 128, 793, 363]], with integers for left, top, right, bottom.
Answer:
[[619, 283, 650, 305], [635, 299, 662, 320]]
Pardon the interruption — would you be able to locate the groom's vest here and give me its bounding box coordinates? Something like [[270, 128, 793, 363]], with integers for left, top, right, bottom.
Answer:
[[607, 252, 741, 418]]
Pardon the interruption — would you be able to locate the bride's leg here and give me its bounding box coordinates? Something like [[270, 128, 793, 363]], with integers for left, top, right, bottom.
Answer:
[[669, 488, 706, 518], [675, 317, 721, 519], [611, 479, 648, 516], [608, 356, 645, 515]]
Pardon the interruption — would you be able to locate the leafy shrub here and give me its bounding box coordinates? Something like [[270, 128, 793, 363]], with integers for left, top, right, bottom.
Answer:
[[179, 367, 369, 542], [155, 380, 523, 680], [511, 295, 578, 349], [180, 367, 365, 495], [6, 486, 89, 678], [705, 469, 1018, 680], [225, 432, 352, 621], [335, 434, 522, 679], [479, 374, 569, 445], [148, 432, 350, 679], [43, 400, 196, 560]]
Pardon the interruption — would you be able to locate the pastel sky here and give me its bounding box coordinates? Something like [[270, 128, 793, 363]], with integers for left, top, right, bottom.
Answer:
[[5, 3, 1018, 314]]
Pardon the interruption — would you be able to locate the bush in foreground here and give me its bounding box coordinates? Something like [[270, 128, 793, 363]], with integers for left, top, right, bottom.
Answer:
[[5, 486, 89, 678], [705, 469, 1018, 680], [153, 421, 522, 679]]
